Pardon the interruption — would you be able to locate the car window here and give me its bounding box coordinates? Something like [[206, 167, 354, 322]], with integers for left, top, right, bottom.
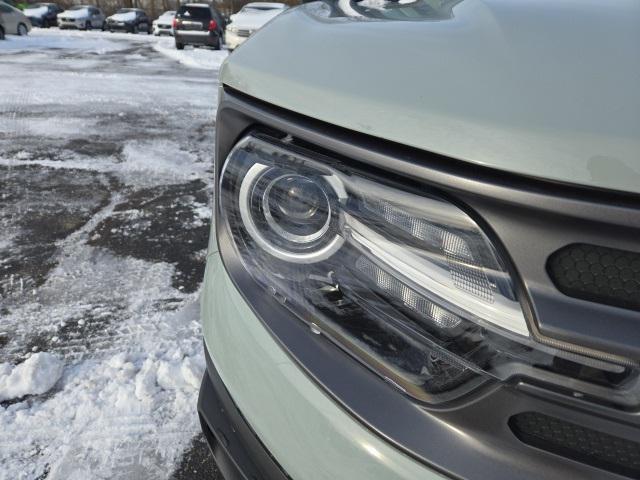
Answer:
[[177, 6, 211, 20], [0, 3, 13, 12]]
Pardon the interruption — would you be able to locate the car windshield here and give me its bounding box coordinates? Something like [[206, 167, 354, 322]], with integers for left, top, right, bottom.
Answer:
[[116, 8, 134, 13], [69, 6, 87, 10], [163, 11, 175, 16], [177, 6, 210, 19]]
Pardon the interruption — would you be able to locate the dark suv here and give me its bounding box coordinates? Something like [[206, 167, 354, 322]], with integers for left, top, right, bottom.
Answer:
[[173, 3, 224, 50]]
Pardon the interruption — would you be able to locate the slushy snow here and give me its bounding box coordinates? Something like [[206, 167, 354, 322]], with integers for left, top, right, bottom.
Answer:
[[0, 353, 64, 402], [0, 30, 219, 480]]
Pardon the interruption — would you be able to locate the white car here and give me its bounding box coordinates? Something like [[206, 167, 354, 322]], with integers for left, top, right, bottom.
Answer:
[[57, 5, 104, 30], [225, 2, 286, 51], [152, 10, 174, 36]]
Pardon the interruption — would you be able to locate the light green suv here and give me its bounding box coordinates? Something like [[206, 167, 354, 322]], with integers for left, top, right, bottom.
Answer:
[[198, 1, 640, 479]]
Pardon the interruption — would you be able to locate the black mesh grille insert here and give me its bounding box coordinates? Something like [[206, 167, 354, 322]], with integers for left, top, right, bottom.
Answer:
[[547, 243, 640, 312], [510, 412, 640, 478]]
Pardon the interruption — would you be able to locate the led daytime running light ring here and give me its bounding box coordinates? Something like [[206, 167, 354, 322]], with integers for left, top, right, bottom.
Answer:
[[238, 163, 344, 263]]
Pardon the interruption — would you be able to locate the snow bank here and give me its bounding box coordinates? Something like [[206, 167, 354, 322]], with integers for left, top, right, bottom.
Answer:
[[0, 353, 64, 402], [153, 37, 228, 70]]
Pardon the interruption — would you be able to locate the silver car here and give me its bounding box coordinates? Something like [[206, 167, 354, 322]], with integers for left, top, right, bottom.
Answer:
[[57, 5, 104, 30], [0, 1, 32, 38]]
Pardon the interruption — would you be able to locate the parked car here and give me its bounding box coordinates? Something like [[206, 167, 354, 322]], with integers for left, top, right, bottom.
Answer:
[[224, 2, 285, 51], [0, 1, 31, 37], [105, 8, 151, 34], [173, 3, 224, 50], [199, 1, 640, 480], [57, 5, 104, 30], [23, 2, 62, 28], [152, 10, 174, 36]]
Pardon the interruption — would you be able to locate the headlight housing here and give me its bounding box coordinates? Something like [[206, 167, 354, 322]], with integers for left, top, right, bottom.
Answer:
[[219, 134, 639, 407]]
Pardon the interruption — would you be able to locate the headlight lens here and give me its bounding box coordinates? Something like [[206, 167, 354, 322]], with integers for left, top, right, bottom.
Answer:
[[220, 135, 638, 406]]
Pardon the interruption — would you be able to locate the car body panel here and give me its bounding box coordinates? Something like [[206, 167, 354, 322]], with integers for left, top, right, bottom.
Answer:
[[220, 0, 640, 195], [201, 251, 447, 480]]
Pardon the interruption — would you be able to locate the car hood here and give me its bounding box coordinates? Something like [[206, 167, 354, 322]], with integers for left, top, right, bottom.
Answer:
[[60, 9, 89, 19], [109, 12, 136, 22], [221, 0, 640, 195], [228, 10, 282, 30], [24, 6, 48, 18]]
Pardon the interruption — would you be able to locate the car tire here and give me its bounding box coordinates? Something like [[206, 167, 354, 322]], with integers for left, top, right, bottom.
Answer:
[[215, 34, 223, 50], [175, 42, 184, 50], [42, 19, 49, 28], [132, 24, 138, 34], [85, 21, 92, 31], [17, 23, 28, 36], [0, 26, 5, 40]]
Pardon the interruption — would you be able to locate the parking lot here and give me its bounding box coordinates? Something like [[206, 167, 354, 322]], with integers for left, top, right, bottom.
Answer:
[[0, 29, 226, 480]]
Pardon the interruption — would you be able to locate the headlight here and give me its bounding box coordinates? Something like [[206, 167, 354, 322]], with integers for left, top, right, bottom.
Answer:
[[220, 134, 639, 406]]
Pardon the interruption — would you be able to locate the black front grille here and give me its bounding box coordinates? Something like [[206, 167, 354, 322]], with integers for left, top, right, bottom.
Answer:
[[510, 412, 640, 478], [547, 243, 640, 312]]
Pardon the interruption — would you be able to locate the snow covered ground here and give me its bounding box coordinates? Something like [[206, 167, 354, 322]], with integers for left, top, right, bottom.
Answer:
[[0, 30, 226, 480]]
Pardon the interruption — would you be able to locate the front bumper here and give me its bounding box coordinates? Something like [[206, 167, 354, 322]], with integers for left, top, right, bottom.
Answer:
[[201, 251, 447, 480], [199, 348, 290, 480], [106, 22, 134, 31], [58, 19, 84, 29], [153, 24, 173, 35]]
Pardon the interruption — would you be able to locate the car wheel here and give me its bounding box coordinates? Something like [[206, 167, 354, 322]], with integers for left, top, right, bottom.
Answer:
[[215, 34, 223, 50], [85, 21, 92, 31], [132, 24, 138, 34], [0, 26, 5, 40], [17, 23, 28, 36], [42, 19, 49, 28], [175, 42, 184, 50]]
